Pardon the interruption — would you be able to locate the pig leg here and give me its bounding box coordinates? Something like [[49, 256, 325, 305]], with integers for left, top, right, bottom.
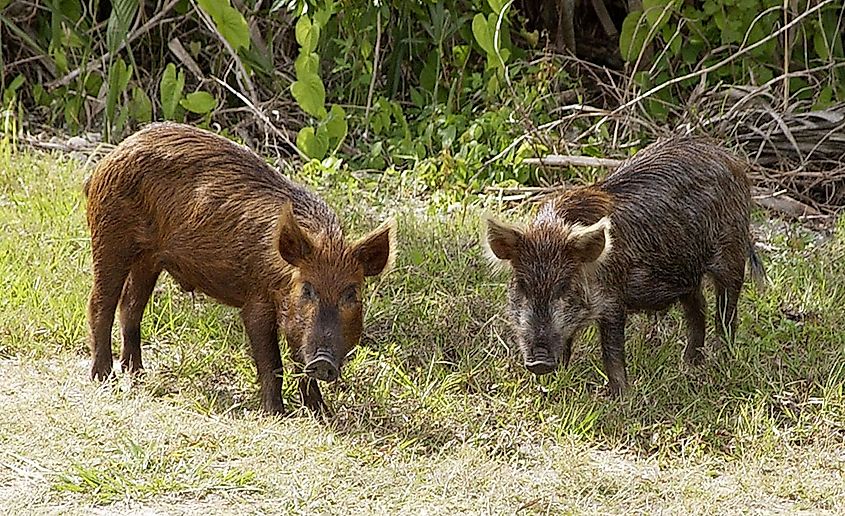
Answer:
[[680, 286, 707, 365], [241, 300, 284, 414], [714, 279, 741, 345], [89, 252, 133, 381], [598, 307, 628, 396], [118, 258, 161, 373], [713, 254, 745, 345]]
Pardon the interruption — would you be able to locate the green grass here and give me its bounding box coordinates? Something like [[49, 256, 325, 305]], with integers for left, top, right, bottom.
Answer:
[[1, 148, 845, 513]]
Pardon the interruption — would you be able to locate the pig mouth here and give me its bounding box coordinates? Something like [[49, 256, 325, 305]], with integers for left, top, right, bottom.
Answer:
[[304, 351, 340, 383]]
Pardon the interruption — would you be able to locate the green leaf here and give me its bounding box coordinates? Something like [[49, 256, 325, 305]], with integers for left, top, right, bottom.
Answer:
[[180, 91, 218, 114], [642, 0, 676, 31], [619, 11, 649, 62], [84, 73, 103, 96], [296, 126, 328, 159], [472, 14, 494, 54], [6, 74, 25, 93], [661, 24, 681, 56], [107, 0, 138, 54], [813, 85, 834, 109], [160, 63, 185, 120], [294, 52, 320, 78], [498, 47, 511, 65], [51, 47, 68, 75], [115, 105, 130, 134], [814, 28, 831, 61], [129, 87, 152, 122], [681, 39, 702, 65], [295, 16, 320, 53], [197, 0, 250, 50], [487, 0, 506, 15], [290, 73, 326, 118], [64, 95, 81, 133], [313, 2, 334, 27], [325, 104, 348, 144], [106, 58, 132, 130], [2, 74, 25, 104]]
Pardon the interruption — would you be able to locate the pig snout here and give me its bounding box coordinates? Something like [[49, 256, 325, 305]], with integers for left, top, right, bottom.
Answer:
[[304, 350, 340, 382], [524, 339, 557, 376]]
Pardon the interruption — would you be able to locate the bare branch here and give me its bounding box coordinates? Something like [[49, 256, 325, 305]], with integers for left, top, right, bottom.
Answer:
[[523, 155, 623, 168]]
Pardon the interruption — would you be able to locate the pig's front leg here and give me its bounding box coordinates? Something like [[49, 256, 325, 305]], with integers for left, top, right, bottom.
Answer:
[[241, 300, 285, 414], [598, 305, 628, 396]]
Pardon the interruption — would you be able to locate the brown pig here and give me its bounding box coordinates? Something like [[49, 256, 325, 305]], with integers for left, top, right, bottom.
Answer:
[[84, 122, 396, 413], [484, 137, 766, 395]]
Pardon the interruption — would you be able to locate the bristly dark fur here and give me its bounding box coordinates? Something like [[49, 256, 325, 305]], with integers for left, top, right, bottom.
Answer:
[[85, 122, 396, 414], [486, 136, 765, 395]]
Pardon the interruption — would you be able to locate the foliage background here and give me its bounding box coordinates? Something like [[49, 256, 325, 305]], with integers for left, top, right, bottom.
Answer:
[[1, 0, 844, 196]]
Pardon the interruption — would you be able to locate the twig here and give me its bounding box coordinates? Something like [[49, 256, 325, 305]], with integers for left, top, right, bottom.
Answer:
[[363, 8, 382, 139], [483, 104, 609, 167], [590, 0, 617, 37], [191, 0, 257, 105], [752, 187, 821, 218], [46, 0, 182, 88], [523, 155, 623, 168], [211, 76, 307, 160], [782, 0, 790, 112], [168, 37, 204, 79]]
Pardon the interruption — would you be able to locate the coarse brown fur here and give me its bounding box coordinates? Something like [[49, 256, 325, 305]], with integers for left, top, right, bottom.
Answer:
[[85, 122, 396, 414], [485, 136, 766, 395]]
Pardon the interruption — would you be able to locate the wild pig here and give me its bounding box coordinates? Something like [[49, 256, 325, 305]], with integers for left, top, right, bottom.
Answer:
[[84, 122, 396, 413], [484, 137, 766, 395]]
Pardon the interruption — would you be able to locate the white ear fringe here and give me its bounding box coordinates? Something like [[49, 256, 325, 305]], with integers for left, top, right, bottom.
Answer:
[[567, 216, 613, 263]]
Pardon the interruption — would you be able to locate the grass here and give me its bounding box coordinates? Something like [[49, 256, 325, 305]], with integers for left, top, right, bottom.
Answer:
[[1, 147, 845, 514]]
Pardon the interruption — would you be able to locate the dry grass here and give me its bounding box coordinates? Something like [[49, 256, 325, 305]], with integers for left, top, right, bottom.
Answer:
[[1, 148, 845, 514]]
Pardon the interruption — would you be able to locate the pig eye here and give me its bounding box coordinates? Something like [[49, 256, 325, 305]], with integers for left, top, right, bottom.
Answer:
[[301, 282, 317, 301], [340, 285, 359, 306]]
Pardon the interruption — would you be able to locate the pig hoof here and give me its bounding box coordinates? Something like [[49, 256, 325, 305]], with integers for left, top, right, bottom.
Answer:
[[683, 347, 705, 366], [303, 394, 333, 417], [120, 361, 145, 375], [304, 397, 330, 416], [262, 400, 285, 415], [603, 382, 627, 399], [90, 362, 114, 381]]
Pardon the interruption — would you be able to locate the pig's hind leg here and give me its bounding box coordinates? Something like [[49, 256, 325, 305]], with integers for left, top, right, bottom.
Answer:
[[680, 285, 707, 365], [88, 244, 133, 381], [118, 257, 162, 373], [711, 249, 746, 345]]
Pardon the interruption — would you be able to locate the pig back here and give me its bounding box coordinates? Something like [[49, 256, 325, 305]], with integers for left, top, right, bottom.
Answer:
[[598, 138, 751, 303], [86, 123, 341, 306]]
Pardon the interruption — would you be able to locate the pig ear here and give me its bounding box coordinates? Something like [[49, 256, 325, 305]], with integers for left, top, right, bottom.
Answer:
[[568, 217, 612, 264], [352, 218, 397, 277], [483, 215, 522, 263], [275, 203, 315, 267]]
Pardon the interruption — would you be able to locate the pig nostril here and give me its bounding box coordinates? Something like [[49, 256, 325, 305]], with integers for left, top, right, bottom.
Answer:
[[304, 355, 339, 383]]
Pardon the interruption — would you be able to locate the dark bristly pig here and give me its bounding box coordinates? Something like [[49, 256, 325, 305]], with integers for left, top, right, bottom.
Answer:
[[84, 122, 396, 414], [483, 137, 766, 395]]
